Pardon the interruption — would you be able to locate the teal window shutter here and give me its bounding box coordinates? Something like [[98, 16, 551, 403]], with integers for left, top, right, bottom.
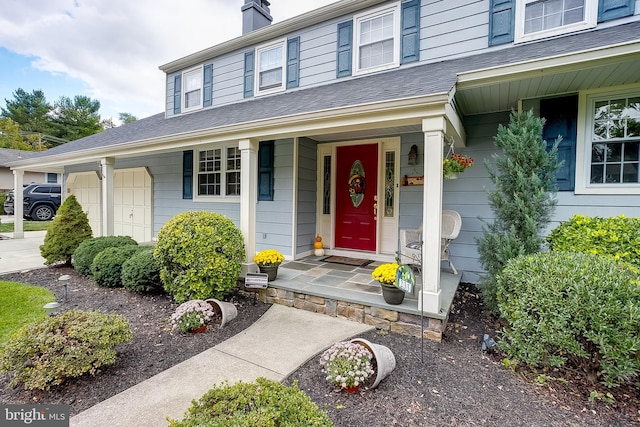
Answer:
[[203, 64, 213, 107], [183, 150, 193, 199], [244, 50, 255, 98], [173, 75, 181, 114], [541, 95, 578, 191], [598, 0, 635, 22], [286, 37, 300, 89], [400, 0, 420, 64], [258, 141, 274, 201], [488, 0, 514, 46], [336, 21, 353, 78]]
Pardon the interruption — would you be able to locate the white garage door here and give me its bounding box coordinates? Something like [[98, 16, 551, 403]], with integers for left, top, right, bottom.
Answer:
[[68, 168, 152, 243], [67, 172, 101, 236], [114, 168, 152, 242]]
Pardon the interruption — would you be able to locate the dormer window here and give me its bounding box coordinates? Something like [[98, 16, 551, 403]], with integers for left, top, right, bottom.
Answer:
[[353, 3, 400, 75], [515, 0, 597, 43], [255, 39, 286, 96], [183, 66, 203, 111]]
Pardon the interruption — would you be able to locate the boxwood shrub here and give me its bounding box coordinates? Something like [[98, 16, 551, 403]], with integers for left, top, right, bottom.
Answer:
[[154, 211, 245, 303], [546, 214, 640, 269], [167, 378, 333, 426], [496, 251, 640, 387], [121, 247, 162, 293], [0, 309, 132, 390], [92, 245, 143, 288], [73, 236, 138, 277]]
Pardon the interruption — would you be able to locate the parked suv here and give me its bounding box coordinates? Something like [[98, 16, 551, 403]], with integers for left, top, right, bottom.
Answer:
[[3, 183, 62, 221]]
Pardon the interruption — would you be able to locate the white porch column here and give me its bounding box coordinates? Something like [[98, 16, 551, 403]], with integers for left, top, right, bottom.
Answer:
[[12, 169, 24, 239], [100, 157, 115, 237], [239, 138, 258, 274], [420, 117, 445, 314]]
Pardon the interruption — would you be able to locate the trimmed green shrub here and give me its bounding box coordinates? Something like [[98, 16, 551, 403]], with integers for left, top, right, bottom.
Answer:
[[496, 251, 640, 387], [92, 245, 143, 288], [121, 247, 162, 293], [73, 236, 137, 277], [154, 211, 245, 303], [0, 309, 132, 390], [167, 378, 333, 427], [547, 214, 640, 269], [40, 194, 92, 265]]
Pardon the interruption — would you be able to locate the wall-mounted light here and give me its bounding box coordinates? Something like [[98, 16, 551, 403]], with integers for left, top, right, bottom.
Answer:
[[408, 144, 418, 165]]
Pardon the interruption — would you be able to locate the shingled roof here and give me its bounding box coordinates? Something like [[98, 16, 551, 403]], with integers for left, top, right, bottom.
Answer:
[[12, 20, 640, 163], [0, 148, 40, 166]]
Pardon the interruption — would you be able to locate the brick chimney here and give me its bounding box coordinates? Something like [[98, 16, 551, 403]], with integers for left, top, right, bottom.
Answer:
[[241, 0, 273, 34]]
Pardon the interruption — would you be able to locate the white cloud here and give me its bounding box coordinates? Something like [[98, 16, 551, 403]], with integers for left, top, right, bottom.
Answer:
[[0, 0, 339, 120]]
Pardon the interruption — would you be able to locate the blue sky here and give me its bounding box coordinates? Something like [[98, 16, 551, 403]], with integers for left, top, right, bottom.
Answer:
[[0, 0, 339, 125]]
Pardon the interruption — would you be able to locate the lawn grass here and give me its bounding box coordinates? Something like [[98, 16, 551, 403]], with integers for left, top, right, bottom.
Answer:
[[0, 221, 51, 233], [0, 281, 55, 347]]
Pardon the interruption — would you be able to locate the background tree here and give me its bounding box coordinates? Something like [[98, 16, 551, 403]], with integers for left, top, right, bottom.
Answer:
[[40, 194, 92, 266], [51, 95, 103, 141], [476, 110, 561, 314], [1, 89, 53, 135], [0, 118, 31, 150], [119, 112, 137, 124]]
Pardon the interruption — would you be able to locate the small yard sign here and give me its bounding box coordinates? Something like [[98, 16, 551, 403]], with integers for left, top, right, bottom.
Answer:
[[245, 272, 268, 289]]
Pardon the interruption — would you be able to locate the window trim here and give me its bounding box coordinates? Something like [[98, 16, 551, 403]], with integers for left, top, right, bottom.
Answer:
[[182, 65, 203, 112], [254, 38, 287, 97], [353, 2, 401, 76], [514, 0, 597, 44], [193, 144, 241, 202], [575, 86, 640, 195]]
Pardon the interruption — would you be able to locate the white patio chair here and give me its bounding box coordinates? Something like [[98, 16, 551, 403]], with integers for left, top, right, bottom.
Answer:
[[398, 210, 462, 274]]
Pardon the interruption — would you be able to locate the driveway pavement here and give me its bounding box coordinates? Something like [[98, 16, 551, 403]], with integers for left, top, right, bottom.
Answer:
[[0, 215, 47, 274]]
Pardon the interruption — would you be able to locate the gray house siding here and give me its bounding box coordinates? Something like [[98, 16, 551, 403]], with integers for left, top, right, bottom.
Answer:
[[65, 153, 241, 238], [256, 139, 295, 256], [295, 138, 318, 255]]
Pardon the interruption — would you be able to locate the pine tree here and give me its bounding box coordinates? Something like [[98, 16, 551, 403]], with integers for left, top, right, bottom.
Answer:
[[40, 195, 93, 265], [477, 110, 561, 314]]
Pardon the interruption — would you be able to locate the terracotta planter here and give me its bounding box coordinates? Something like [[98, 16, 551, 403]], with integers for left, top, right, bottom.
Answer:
[[258, 265, 279, 281], [343, 385, 359, 394], [379, 282, 405, 305], [351, 338, 396, 389], [189, 325, 207, 334]]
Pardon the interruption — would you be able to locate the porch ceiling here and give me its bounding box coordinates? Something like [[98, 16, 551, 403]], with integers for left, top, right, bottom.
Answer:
[[308, 124, 421, 142], [454, 44, 640, 116]]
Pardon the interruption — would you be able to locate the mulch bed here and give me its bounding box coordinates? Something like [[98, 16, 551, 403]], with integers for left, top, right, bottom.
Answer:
[[1, 268, 638, 426]]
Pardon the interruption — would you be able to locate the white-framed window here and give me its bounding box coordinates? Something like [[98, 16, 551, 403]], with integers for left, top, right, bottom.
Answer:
[[588, 94, 640, 185], [515, 0, 597, 43], [196, 145, 241, 198], [255, 39, 286, 96], [183, 66, 203, 111], [353, 2, 400, 76]]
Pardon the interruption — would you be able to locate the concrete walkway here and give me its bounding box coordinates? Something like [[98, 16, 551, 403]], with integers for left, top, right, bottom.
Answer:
[[70, 304, 373, 427], [0, 216, 47, 274]]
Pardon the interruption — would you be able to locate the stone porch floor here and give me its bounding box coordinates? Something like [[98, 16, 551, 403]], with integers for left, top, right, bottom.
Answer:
[[251, 256, 462, 341]]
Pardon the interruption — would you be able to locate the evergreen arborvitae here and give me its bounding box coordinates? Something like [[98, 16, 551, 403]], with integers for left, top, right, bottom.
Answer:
[[40, 194, 92, 265], [477, 110, 561, 314]]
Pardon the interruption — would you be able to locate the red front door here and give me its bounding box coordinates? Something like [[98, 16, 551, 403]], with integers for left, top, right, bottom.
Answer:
[[335, 144, 378, 251]]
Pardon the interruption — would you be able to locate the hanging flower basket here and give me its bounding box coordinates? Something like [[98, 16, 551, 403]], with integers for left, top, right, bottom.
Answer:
[[443, 153, 473, 179]]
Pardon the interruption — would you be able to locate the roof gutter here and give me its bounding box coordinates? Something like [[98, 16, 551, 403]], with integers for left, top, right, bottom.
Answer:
[[8, 92, 451, 170]]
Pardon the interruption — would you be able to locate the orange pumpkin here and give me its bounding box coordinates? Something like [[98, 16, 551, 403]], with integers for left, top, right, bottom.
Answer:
[[314, 241, 323, 249], [315, 236, 322, 242]]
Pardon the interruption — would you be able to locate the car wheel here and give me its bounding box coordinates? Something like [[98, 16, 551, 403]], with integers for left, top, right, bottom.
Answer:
[[32, 205, 54, 221]]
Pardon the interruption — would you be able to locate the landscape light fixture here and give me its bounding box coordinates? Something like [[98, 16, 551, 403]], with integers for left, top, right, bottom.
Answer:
[[58, 274, 70, 302]]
